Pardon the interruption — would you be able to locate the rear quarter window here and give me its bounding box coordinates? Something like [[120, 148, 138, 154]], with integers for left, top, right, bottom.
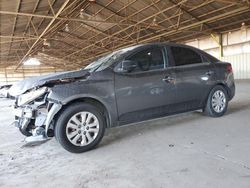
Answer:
[[202, 51, 220, 63], [171, 46, 203, 66]]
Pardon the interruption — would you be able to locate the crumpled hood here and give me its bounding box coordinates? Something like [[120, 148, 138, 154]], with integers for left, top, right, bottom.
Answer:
[[9, 69, 90, 96]]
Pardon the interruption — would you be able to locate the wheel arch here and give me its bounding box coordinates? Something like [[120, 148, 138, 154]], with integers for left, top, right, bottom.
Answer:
[[54, 97, 111, 129], [214, 82, 231, 97], [203, 82, 230, 107]]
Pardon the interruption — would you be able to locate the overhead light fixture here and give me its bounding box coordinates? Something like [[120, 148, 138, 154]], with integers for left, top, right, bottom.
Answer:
[[88, 0, 96, 2], [65, 24, 69, 32], [241, 22, 247, 31], [23, 58, 41, 66], [101, 41, 105, 47], [43, 39, 50, 47], [79, 9, 84, 18], [152, 17, 158, 27], [241, 22, 247, 42]]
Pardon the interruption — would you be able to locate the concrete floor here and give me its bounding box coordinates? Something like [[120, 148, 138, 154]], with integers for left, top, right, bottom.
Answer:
[[0, 80, 250, 188]]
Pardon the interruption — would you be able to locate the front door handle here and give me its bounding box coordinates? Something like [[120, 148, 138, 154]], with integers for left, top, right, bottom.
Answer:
[[205, 70, 214, 76], [162, 76, 174, 83]]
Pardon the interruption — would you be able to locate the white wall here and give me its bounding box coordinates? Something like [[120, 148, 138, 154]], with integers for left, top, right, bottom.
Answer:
[[0, 66, 65, 85], [185, 27, 250, 79], [221, 53, 250, 79]]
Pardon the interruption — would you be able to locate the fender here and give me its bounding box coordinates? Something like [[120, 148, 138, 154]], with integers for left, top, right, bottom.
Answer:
[[47, 92, 118, 129]]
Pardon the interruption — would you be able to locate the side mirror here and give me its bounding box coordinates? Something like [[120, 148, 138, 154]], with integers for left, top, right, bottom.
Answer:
[[116, 60, 137, 73]]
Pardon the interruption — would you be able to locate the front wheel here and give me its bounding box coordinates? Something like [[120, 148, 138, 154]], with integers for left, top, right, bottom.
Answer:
[[204, 85, 228, 117], [55, 103, 105, 153]]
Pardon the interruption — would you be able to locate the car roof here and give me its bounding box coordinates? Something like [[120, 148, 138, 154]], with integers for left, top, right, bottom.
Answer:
[[124, 42, 216, 61], [144, 42, 197, 48], [128, 42, 203, 54]]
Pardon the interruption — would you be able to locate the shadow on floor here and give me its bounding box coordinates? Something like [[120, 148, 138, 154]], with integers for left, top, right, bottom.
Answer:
[[227, 101, 250, 114], [100, 111, 203, 148], [100, 99, 250, 148]]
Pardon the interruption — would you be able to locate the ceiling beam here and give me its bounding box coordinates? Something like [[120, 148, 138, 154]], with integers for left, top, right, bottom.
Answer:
[[66, 0, 214, 60], [16, 0, 41, 55], [168, 0, 216, 32], [130, 7, 250, 44], [94, 3, 248, 58], [214, 0, 249, 6], [78, 0, 214, 51], [7, 0, 21, 61], [43, 0, 139, 60], [69, 0, 138, 43], [62, 0, 181, 58], [0, 38, 37, 44], [0, 35, 38, 39], [24, 0, 87, 63], [36, 0, 57, 31], [96, 1, 167, 41], [15, 0, 71, 70], [73, 0, 213, 52], [95, 1, 143, 25], [48, 0, 56, 16], [173, 17, 250, 43], [72, 6, 250, 64], [0, 10, 137, 26]]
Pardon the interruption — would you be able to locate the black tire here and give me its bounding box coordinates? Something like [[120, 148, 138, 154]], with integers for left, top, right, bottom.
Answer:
[[204, 85, 228, 117], [55, 103, 106, 153]]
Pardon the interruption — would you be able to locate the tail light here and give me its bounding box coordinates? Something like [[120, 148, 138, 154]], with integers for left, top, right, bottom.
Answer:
[[227, 64, 233, 74]]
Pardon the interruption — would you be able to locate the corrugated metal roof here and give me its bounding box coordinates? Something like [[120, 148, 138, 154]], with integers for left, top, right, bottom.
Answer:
[[0, 0, 250, 70]]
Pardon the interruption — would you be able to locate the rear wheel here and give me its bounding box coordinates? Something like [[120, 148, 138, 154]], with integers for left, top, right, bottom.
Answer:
[[204, 85, 228, 117], [55, 103, 105, 153]]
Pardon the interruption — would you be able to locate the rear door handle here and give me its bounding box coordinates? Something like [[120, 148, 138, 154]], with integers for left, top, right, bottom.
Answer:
[[162, 76, 174, 83], [205, 70, 214, 76]]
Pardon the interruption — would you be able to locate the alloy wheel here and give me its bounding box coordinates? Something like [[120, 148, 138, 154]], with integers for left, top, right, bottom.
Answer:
[[66, 112, 100, 146], [211, 90, 226, 113]]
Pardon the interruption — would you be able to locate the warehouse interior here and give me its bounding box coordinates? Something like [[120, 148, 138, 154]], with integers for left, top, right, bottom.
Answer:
[[0, 0, 250, 187]]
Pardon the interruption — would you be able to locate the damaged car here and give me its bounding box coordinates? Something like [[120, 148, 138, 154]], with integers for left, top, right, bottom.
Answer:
[[9, 43, 235, 153]]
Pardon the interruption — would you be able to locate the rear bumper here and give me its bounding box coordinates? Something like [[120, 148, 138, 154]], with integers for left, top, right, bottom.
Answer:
[[225, 72, 235, 101]]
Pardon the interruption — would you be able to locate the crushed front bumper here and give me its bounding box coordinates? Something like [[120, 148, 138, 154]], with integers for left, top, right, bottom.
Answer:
[[14, 107, 34, 119], [13, 107, 34, 131], [13, 100, 62, 141]]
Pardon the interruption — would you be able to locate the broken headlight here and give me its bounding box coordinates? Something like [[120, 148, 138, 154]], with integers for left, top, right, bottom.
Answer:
[[17, 87, 48, 106]]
